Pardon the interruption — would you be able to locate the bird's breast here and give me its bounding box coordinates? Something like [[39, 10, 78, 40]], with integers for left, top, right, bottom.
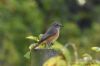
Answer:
[[47, 29, 59, 43]]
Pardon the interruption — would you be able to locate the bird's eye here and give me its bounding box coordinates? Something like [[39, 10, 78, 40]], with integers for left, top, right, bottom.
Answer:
[[56, 24, 59, 26]]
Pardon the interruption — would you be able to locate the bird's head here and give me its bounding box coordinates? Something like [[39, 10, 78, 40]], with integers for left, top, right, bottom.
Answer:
[[52, 21, 63, 28]]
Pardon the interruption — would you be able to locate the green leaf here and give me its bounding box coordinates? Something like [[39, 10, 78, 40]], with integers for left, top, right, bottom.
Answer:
[[26, 35, 39, 41], [91, 47, 100, 52], [24, 51, 31, 59]]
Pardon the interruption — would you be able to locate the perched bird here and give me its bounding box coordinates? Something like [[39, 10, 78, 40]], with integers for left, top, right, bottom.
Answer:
[[34, 21, 63, 49]]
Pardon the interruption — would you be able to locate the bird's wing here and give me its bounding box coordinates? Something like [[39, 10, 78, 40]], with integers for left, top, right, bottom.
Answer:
[[38, 27, 57, 44]]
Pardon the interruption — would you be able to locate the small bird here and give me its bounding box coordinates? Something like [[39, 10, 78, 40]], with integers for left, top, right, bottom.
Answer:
[[34, 21, 63, 49]]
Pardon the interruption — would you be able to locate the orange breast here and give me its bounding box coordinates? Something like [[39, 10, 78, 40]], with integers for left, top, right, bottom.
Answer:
[[44, 30, 59, 44]]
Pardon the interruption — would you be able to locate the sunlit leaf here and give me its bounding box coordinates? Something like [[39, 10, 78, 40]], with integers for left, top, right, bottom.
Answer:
[[91, 47, 100, 52], [29, 43, 36, 50], [52, 42, 71, 65], [26, 35, 39, 41], [43, 56, 67, 66], [24, 51, 31, 59]]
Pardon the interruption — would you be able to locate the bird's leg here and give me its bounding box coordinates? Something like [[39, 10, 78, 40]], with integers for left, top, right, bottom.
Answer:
[[49, 42, 54, 49], [44, 43, 47, 49], [51, 43, 54, 46], [45, 42, 52, 49]]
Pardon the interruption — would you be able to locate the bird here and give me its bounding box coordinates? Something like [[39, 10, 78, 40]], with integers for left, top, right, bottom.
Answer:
[[34, 21, 63, 49]]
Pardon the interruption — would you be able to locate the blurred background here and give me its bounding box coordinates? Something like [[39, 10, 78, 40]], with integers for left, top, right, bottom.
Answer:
[[0, 0, 100, 66]]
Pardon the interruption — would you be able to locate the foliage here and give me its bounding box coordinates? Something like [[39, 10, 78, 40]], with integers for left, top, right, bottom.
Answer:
[[24, 35, 100, 66]]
